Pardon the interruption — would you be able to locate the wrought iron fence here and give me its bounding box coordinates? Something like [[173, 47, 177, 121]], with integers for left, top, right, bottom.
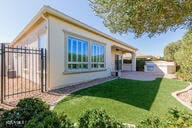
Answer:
[[0, 43, 47, 103]]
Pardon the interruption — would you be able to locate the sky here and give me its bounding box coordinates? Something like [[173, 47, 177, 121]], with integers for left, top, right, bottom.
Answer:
[[0, 0, 188, 56]]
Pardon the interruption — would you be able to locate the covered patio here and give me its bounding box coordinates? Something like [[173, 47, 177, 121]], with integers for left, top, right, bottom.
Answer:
[[111, 45, 136, 72]]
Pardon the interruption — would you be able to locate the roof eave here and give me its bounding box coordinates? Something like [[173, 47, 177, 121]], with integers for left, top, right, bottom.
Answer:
[[11, 5, 138, 51], [10, 6, 48, 46], [44, 6, 137, 51]]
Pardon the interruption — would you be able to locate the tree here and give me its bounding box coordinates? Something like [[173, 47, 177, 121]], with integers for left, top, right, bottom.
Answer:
[[163, 41, 181, 60], [174, 29, 192, 81], [89, 0, 192, 37]]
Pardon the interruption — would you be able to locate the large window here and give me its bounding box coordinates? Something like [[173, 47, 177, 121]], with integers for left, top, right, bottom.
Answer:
[[91, 43, 105, 69], [67, 36, 88, 70]]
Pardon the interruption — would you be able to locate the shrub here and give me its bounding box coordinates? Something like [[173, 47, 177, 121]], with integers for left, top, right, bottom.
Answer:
[[136, 59, 146, 71], [24, 111, 74, 128], [78, 109, 125, 128], [0, 107, 27, 128], [136, 59, 152, 71], [162, 108, 192, 127], [176, 69, 192, 82], [0, 98, 49, 128], [16, 98, 50, 120], [137, 108, 192, 128], [0, 108, 6, 116], [137, 115, 161, 128]]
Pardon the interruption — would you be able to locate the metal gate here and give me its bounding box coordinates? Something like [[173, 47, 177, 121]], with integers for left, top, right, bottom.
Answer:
[[0, 43, 47, 103]]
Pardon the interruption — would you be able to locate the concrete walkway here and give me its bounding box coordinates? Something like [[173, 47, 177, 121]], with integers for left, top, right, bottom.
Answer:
[[120, 71, 176, 81]]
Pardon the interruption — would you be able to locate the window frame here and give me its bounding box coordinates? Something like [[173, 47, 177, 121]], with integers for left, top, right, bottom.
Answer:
[[65, 33, 106, 73], [66, 35, 89, 72], [91, 42, 106, 70]]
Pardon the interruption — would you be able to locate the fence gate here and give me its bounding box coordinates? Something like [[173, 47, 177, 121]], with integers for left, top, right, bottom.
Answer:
[[0, 43, 47, 103]]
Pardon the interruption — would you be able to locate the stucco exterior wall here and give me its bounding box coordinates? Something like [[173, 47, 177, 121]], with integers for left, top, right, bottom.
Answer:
[[14, 21, 47, 48], [10, 6, 137, 91], [122, 64, 132, 71], [48, 17, 119, 89], [13, 21, 47, 83]]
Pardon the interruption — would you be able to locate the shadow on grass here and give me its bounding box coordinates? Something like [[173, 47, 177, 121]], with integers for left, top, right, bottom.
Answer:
[[68, 78, 163, 111]]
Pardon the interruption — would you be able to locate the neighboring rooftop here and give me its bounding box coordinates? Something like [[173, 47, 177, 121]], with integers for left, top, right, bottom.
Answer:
[[123, 52, 154, 59]]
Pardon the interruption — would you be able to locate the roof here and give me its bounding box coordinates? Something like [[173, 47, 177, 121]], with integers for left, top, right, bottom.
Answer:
[[123, 52, 154, 59], [11, 6, 137, 51]]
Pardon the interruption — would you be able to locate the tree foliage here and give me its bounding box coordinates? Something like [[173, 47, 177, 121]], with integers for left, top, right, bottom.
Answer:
[[89, 0, 192, 37], [164, 29, 192, 81], [174, 29, 192, 81], [163, 41, 181, 60]]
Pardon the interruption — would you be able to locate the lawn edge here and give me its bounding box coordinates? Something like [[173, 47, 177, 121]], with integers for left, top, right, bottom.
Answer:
[[172, 82, 192, 110], [50, 77, 118, 110]]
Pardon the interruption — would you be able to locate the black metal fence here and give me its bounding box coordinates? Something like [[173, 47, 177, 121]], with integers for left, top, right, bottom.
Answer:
[[0, 43, 47, 103]]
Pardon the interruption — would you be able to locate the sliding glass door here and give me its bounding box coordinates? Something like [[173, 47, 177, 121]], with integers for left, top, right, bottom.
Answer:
[[115, 55, 122, 70]]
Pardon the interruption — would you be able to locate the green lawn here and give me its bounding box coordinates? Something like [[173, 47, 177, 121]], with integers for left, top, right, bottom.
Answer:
[[54, 78, 190, 124]]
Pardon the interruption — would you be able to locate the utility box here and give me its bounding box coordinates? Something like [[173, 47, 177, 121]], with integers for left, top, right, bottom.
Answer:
[[111, 71, 121, 77], [8, 70, 16, 78]]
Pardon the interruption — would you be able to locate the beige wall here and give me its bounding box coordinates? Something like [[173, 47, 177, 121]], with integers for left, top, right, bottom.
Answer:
[[48, 17, 118, 89], [122, 64, 132, 71], [13, 15, 136, 90], [13, 21, 47, 83]]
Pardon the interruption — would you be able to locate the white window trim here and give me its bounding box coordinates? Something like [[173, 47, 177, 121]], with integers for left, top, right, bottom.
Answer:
[[66, 35, 89, 72], [64, 33, 106, 74], [91, 42, 106, 69]]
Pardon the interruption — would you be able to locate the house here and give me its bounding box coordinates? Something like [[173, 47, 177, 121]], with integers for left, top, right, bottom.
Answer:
[[10, 6, 137, 90]]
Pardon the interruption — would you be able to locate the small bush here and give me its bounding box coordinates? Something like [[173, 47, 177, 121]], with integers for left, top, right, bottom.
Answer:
[[176, 70, 192, 81], [0, 98, 49, 128], [78, 109, 125, 128], [136, 59, 151, 71], [0, 108, 22, 128], [137, 115, 161, 128], [137, 108, 192, 128], [163, 108, 192, 127], [16, 98, 50, 121], [24, 111, 73, 128]]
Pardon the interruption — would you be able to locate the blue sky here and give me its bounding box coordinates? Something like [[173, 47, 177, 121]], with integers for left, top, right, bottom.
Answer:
[[0, 0, 187, 56]]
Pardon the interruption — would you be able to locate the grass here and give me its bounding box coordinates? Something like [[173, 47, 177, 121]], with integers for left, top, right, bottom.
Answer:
[[54, 78, 190, 124]]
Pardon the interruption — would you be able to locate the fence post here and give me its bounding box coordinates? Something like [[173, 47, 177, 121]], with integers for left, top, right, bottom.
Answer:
[[40, 48, 44, 92], [44, 49, 47, 91], [1, 43, 5, 103]]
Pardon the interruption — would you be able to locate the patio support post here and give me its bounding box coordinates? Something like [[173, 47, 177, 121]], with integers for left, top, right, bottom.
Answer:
[[1, 43, 5, 103], [131, 52, 136, 71]]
